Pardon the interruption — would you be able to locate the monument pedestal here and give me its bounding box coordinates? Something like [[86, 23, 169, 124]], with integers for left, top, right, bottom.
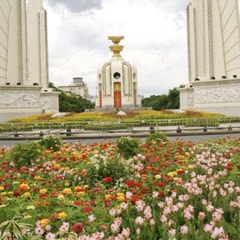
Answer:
[[180, 79, 240, 116], [0, 86, 59, 123]]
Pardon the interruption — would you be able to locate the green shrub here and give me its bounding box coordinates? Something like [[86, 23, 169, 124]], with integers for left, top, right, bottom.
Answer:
[[38, 135, 62, 151], [116, 136, 140, 159], [89, 156, 132, 187], [6, 142, 43, 169], [145, 132, 168, 144]]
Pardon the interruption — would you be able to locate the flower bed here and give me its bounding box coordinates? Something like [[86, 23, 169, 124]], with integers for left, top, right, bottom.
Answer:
[[0, 136, 239, 239]]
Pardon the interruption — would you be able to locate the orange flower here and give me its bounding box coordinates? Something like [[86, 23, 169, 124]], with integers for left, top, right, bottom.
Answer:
[[18, 183, 29, 192]]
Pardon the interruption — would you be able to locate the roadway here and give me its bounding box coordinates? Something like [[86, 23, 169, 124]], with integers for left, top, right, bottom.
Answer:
[[1, 131, 240, 147]]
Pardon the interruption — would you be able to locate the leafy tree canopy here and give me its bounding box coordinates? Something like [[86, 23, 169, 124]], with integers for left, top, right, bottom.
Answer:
[[141, 88, 179, 110], [48, 82, 95, 113]]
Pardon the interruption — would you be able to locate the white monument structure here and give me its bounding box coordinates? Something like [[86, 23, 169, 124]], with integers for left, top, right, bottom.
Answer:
[[0, 0, 59, 123], [95, 36, 141, 109], [180, 0, 240, 116]]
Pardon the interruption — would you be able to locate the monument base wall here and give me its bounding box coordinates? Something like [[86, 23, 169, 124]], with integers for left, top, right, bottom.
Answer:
[[180, 79, 240, 116], [0, 86, 59, 123]]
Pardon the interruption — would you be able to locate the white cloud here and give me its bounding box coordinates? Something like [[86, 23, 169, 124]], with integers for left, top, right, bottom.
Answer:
[[44, 0, 189, 97]]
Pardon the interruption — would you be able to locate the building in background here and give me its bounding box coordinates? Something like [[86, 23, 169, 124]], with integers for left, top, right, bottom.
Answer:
[[58, 77, 89, 99], [96, 36, 141, 109], [0, 0, 59, 123], [180, 0, 240, 116]]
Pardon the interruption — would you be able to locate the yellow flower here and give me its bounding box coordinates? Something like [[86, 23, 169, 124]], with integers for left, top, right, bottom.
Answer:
[[84, 185, 89, 189], [0, 186, 4, 191], [39, 188, 47, 194], [58, 194, 65, 200], [185, 152, 190, 157], [76, 192, 85, 196], [34, 176, 42, 181], [155, 174, 161, 180], [40, 218, 50, 227], [22, 192, 31, 198], [64, 182, 70, 187], [62, 188, 72, 195], [105, 194, 112, 200], [57, 211, 67, 220], [117, 192, 125, 201], [168, 171, 177, 177], [26, 205, 35, 210]]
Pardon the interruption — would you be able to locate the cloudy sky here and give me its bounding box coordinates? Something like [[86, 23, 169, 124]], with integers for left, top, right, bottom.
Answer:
[[43, 0, 190, 97]]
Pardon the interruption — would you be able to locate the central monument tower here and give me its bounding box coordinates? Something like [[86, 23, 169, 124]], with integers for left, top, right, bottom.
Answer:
[[95, 36, 141, 109]]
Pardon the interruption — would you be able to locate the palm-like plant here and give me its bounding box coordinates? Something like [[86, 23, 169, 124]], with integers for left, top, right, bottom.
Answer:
[[0, 216, 40, 240]]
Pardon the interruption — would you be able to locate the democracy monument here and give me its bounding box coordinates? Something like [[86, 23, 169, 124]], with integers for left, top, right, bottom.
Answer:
[[95, 36, 141, 109], [2, 0, 240, 122], [0, 0, 59, 123], [180, 0, 240, 116]]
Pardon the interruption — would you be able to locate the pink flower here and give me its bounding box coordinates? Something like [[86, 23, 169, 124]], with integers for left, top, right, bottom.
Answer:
[[180, 225, 188, 235], [121, 228, 130, 237], [35, 226, 44, 235], [135, 216, 144, 225], [204, 223, 213, 233], [198, 211, 206, 220], [45, 232, 55, 240]]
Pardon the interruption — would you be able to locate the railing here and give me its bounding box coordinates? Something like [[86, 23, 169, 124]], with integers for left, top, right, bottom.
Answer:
[[0, 117, 240, 138]]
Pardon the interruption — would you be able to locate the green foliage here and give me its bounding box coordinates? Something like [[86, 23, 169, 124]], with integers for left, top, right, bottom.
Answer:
[[59, 92, 94, 113], [89, 156, 132, 187], [0, 216, 35, 240], [48, 82, 95, 112], [167, 88, 180, 109], [145, 132, 168, 144], [38, 134, 62, 151], [5, 142, 43, 169], [141, 88, 180, 110], [116, 136, 140, 159]]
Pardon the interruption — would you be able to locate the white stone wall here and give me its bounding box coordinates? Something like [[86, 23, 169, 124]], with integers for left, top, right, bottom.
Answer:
[[0, 0, 59, 123], [187, 0, 240, 82], [180, 0, 240, 116]]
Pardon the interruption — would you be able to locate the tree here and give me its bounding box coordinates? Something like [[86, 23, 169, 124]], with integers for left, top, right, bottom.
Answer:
[[167, 88, 179, 109], [48, 82, 95, 112], [141, 88, 180, 110]]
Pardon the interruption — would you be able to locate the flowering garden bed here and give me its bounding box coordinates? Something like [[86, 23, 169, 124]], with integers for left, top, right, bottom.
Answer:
[[0, 134, 239, 239]]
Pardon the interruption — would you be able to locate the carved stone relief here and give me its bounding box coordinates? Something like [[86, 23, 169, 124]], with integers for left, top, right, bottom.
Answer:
[[195, 86, 240, 103], [0, 92, 40, 108]]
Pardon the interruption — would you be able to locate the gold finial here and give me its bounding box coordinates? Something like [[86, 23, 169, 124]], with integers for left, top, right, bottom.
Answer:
[[108, 36, 124, 57]]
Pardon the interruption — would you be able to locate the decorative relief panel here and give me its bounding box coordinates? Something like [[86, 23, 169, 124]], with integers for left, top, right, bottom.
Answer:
[[195, 86, 240, 103], [0, 93, 40, 108]]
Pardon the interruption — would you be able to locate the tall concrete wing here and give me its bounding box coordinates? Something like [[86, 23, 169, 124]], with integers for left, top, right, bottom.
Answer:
[[0, 0, 27, 85], [188, 0, 240, 82], [0, 0, 59, 123], [27, 0, 49, 88], [180, 0, 240, 116]]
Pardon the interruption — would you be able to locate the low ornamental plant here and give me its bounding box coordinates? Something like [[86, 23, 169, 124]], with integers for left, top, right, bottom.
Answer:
[[0, 137, 239, 239], [116, 136, 140, 159]]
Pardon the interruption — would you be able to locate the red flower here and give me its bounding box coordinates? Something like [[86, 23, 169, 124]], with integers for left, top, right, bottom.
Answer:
[[83, 207, 93, 213], [157, 182, 165, 188], [125, 180, 134, 187], [237, 164, 240, 170], [39, 193, 47, 198], [158, 191, 165, 197], [72, 222, 83, 233], [130, 195, 142, 203], [103, 177, 112, 183], [177, 169, 184, 175], [13, 191, 20, 197], [135, 182, 142, 187]]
